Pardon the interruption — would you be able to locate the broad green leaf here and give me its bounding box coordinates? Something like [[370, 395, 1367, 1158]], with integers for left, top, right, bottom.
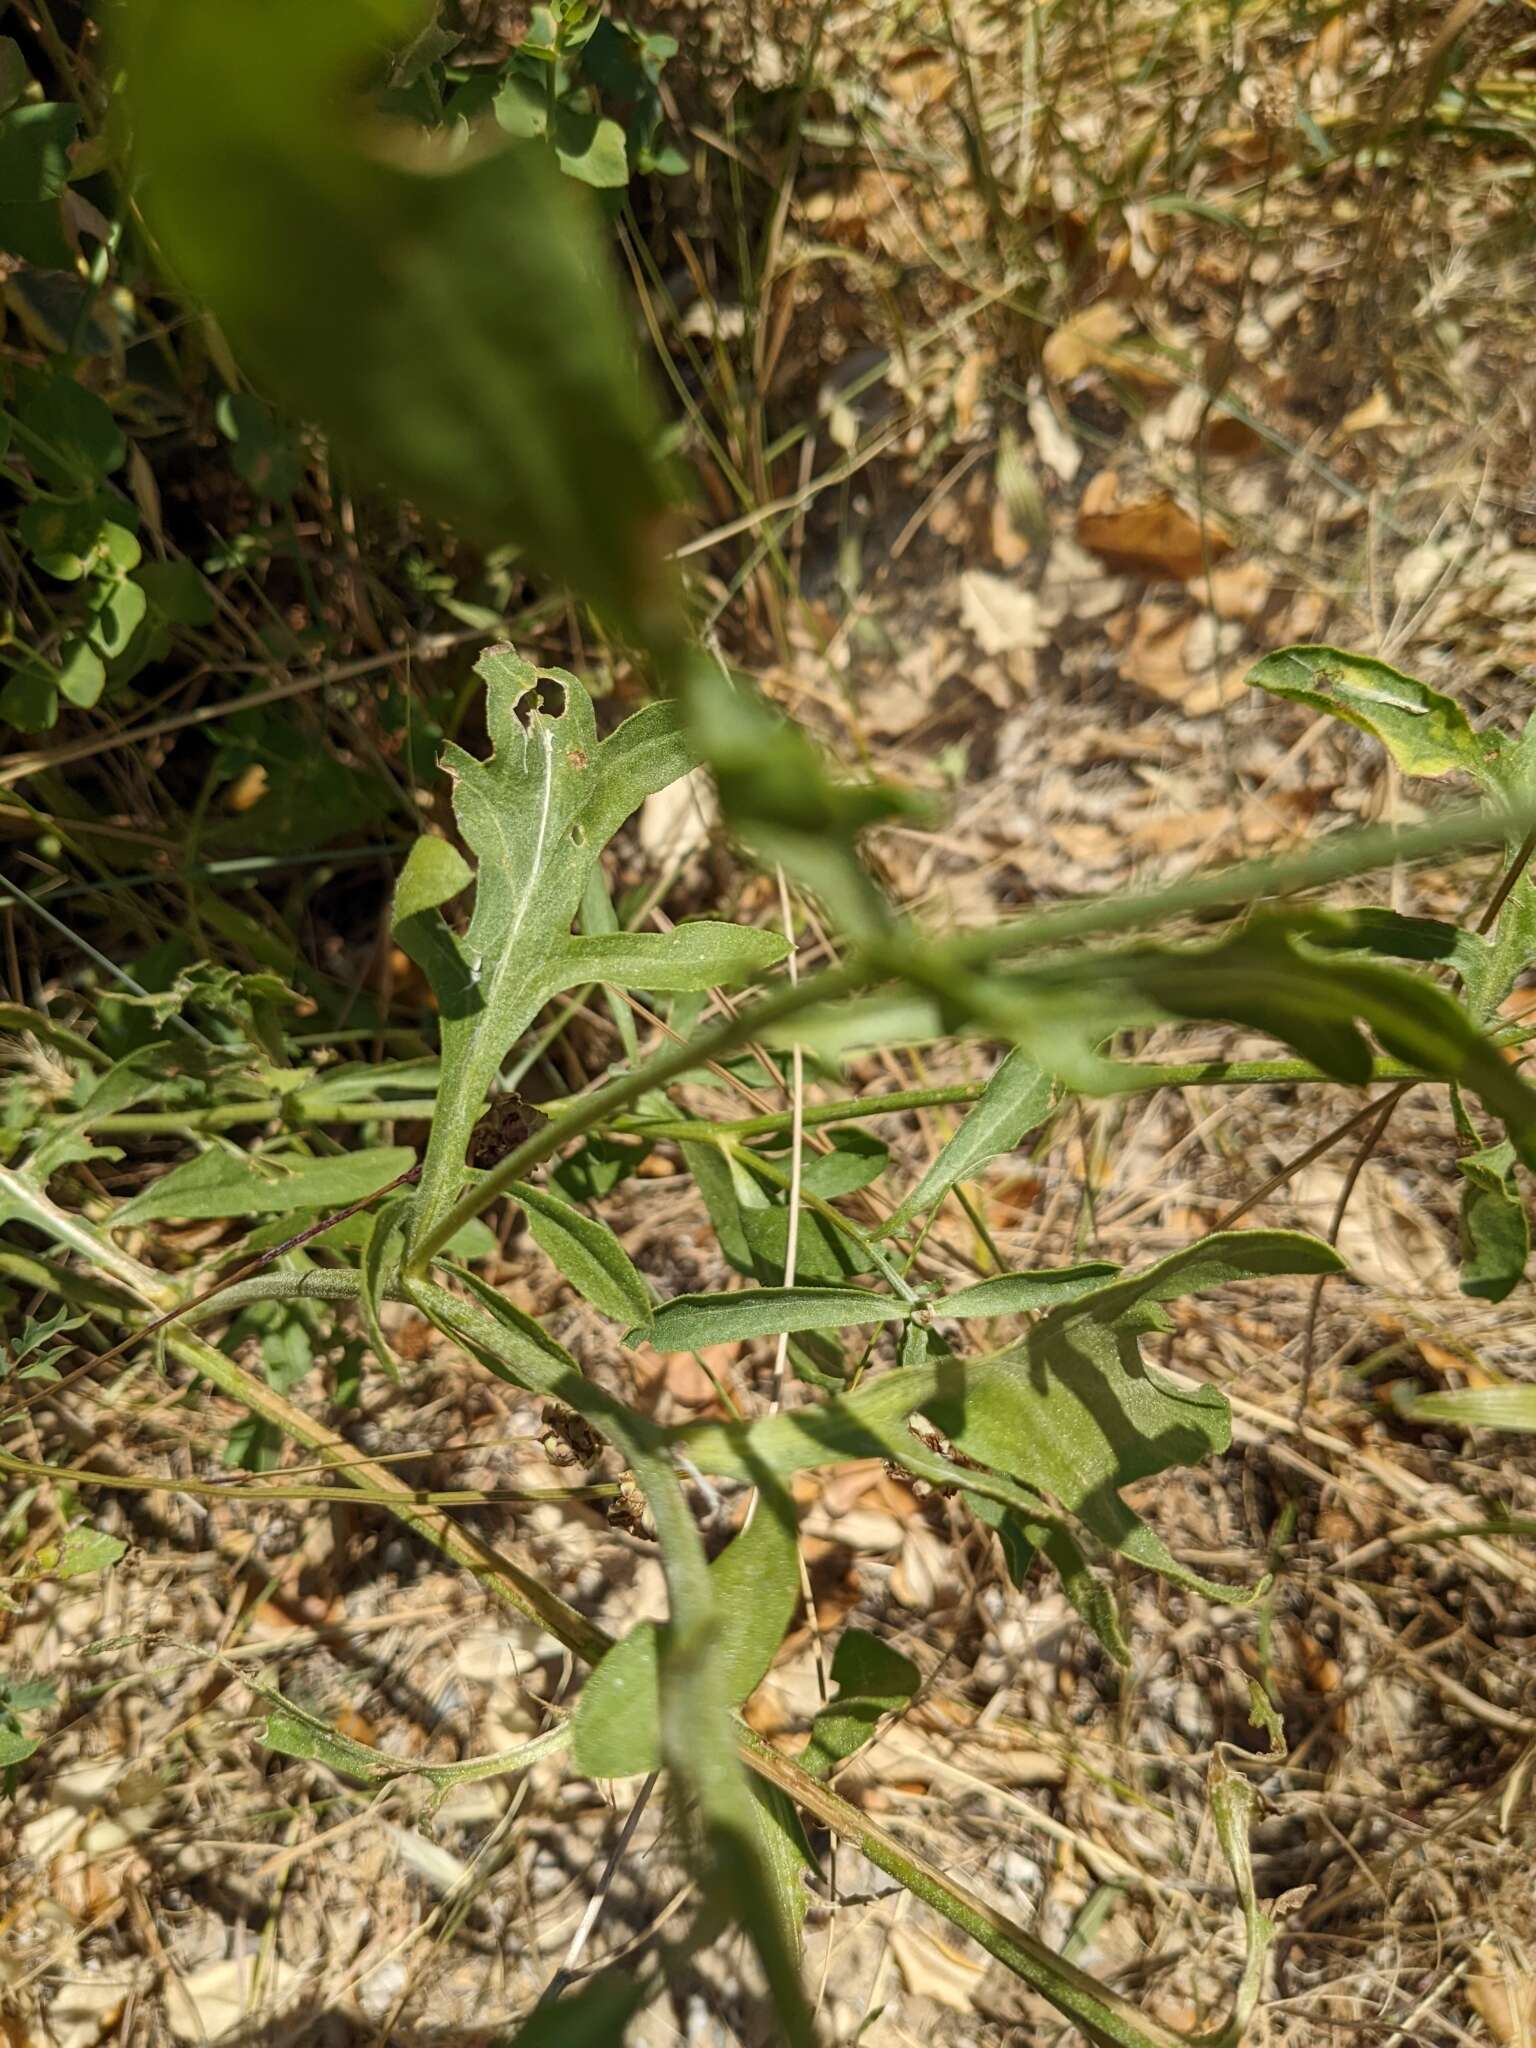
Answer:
[[551, 923, 789, 993], [800, 1630, 920, 1779], [798, 1130, 889, 1198], [391, 646, 693, 1253], [215, 390, 306, 499], [1458, 1139, 1527, 1303], [513, 1179, 653, 1328], [552, 105, 629, 188], [1246, 643, 1502, 786], [134, 558, 216, 626], [1467, 871, 1536, 1024], [86, 577, 147, 661], [0, 100, 78, 264], [0, 101, 78, 200], [110, 1145, 415, 1227], [41, 1527, 127, 1579], [55, 638, 106, 710], [0, 663, 59, 732], [122, 0, 678, 644], [936, 1262, 1120, 1322], [0, 39, 28, 113], [0, 1728, 41, 1767], [571, 1477, 800, 1777], [16, 375, 124, 489], [490, 1978, 644, 2047], [635, 1284, 903, 1352], [1403, 1386, 1536, 1432], [672, 1232, 1340, 1603], [882, 1048, 1053, 1234]]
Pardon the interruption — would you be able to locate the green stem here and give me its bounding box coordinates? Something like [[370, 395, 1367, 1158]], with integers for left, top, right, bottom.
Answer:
[[617, 1057, 1427, 1145], [406, 961, 864, 1273], [952, 799, 1536, 969]]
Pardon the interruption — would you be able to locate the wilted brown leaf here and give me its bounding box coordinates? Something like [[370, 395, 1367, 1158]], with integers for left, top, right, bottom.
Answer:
[[1077, 471, 1232, 580], [1042, 300, 1132, 382]]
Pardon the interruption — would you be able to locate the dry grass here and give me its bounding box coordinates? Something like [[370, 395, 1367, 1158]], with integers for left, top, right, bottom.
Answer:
[[6, 1, 1536, 2043]]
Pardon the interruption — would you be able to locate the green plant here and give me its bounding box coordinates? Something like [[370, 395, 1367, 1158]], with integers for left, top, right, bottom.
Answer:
[[6, 4, 1536, 2043]]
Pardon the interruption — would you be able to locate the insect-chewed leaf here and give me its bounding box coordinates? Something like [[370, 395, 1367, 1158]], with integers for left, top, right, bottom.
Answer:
[[571, 1478, 800, 1778], [882, 1047, 1054, 1234], [120, 0, 679, 647], [1246, 644, 1504, 787], [390, 645, 694, 1252]]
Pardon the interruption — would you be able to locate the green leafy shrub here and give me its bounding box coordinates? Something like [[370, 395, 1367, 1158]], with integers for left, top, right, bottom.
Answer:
[[5, 5, 1536, 2043]]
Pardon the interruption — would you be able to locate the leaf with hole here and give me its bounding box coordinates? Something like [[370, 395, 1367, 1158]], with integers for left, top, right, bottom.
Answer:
[[391, 645, 693, 1256]]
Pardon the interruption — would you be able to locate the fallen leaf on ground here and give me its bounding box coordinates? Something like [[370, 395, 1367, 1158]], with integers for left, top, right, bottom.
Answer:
[[1203, 559, 1271, 622], [166, 1958, 301, 2045], [1042, 300, 1132, 382], [958, 569, 1046, 657], [1109, 602, 1247, 713], [1077, 470, 1232, 580], [888, 1927, 987, 2012], [1293, 1162, 1458, 1299]]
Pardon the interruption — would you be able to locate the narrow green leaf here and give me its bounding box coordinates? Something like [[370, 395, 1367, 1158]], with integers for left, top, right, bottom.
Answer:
[[121, 0, 678, 643], [512, 1179, 653, 1328], [800, 1630, 920, 1780], [883, 1047, 1053, 1234], [361, 1194, 413, 1379], [1402, 1386, 1536, 1432], [17, 374, 124, 489], [744, 1773, 816, 1957], [957, 916, 1536, 1170], [261, 1695, 567, 1786], [1246, 643, 1503, 787], [110, 1145, 414, 1227], [550, 923, 789, 994], [1458, 1139, 1528, 1302], [937, 1262, 1121, 1322], [636, 1284, 903, 1352], [571, 1479, 800, 1778]]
